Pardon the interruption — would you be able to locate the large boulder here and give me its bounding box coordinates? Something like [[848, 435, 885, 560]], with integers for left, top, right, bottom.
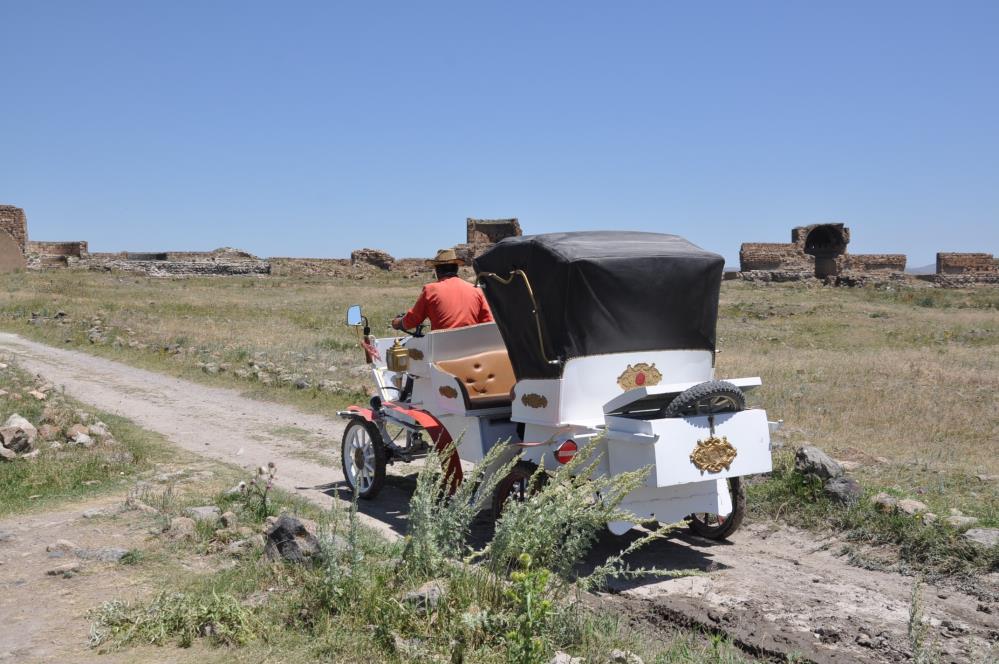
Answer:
[[264, 514, 321, 564], [795, 445, 843, 481], [350, 248, 395, 270], [0, 414, 38, 454]]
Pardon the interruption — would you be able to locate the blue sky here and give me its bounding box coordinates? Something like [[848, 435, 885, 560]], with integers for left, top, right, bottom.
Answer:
[[2, 1, 997, 266]]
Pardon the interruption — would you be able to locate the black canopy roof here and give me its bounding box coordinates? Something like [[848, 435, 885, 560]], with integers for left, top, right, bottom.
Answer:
[[473, 231, 724, 380]]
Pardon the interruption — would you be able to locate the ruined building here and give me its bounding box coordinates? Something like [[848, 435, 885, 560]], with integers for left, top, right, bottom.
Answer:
[[0, 205, 28, 272], [453, 218, 522, 263], [740, 223, 907, 283], [933, 252, 999, 285]]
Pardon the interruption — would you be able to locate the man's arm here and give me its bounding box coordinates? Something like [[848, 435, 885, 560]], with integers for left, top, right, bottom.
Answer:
[[397, 287, 430, 330]]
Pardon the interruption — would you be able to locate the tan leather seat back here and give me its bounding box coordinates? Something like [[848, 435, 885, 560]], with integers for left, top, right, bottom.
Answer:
[[436, 350, 516, 406]]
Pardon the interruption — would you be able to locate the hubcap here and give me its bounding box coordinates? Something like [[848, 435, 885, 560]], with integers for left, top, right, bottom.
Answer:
[[343, 425, 376, 493]]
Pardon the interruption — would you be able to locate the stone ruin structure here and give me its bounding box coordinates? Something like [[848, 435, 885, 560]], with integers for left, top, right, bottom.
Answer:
[[739, 223, 907, 285], [0, 205, 28, 272], [453, 218, 522, 263], [85, 248, 270, 276], [933, 252, 999, 286]]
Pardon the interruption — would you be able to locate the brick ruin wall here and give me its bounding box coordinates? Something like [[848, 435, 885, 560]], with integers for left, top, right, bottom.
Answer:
[[454, 218, 522, 263], [739, 223, 909, 284], [839, 254, 907, 272], [739, 243, 814, 273], [936, 253, 998, 275], [0, 205, 28, 253], [0, 205, 28, 272], [83, 248, 271, 276], [27, 240, 89, 257], [931, 252, 999, 286]]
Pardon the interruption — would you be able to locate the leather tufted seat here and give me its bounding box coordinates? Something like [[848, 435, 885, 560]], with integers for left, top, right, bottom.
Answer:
[[436, 350, 516, 410]]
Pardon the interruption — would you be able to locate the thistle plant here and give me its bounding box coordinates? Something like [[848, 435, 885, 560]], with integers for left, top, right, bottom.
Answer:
[[239, 462, 276, 520]]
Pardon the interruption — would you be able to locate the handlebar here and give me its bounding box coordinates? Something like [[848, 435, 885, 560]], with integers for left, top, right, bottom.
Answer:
[[391, 315, 426, 337]]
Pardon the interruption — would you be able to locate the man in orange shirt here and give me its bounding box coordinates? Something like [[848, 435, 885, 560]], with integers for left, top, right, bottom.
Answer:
[[392, 249, 493, 331]]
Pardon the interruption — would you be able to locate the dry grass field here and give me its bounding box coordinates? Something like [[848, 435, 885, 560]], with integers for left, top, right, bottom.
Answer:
[[1, 270, 995, 471], [1, 270, 997, 534]]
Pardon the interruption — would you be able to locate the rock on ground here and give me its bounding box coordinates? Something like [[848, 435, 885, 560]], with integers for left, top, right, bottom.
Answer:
[[896, 499, 929, 515], [795, 445, 842, 480], [945, 515, 979, 529], [46, 562, 81, 578], [823, 476, 862, 504], [184, 506, 222, 524], [1, 413, 38, 453], [609, 650, 644, 664], [962, 528, 999, 548], [264, 514, 321, 564], [870, 492, 898, 512], [401, 579, 448, 616], [168, 516, 197, 540]]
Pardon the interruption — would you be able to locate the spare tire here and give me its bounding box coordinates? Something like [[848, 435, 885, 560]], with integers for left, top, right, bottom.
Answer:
[[663, 380, 746, 418]]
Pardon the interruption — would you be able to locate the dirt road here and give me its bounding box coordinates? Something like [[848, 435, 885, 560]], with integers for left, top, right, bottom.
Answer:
[[1, 333, 995, 663]]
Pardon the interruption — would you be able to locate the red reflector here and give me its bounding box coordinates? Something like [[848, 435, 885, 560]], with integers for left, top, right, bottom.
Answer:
[[555, 440, 577, 464]]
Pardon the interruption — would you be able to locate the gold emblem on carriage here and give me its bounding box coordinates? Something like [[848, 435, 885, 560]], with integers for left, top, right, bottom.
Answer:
[[616, 363, 663, 390], [438, 385, 458, 399], [408, 348, 424, 360], [520, 393, 548, 409], [689, 436, 738, 473]]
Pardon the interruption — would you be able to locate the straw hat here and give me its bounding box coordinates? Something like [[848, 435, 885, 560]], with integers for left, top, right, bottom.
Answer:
[[426, 248, 465, 267]]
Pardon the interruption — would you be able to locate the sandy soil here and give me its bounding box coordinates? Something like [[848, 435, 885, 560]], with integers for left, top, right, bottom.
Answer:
[[0, 494, 229, 664], [1, 332, 996, 663]]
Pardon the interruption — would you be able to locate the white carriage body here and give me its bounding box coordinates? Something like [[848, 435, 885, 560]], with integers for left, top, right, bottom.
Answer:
[[367, 322, 774, 533]]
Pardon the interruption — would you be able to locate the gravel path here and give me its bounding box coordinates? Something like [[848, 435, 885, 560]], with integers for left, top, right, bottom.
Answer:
[[0, 332, 410, 539], [1, 332, 995, 663]]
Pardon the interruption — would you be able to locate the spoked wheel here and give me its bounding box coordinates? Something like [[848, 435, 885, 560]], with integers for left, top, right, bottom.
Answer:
[[491, 461, 548, 520], [688, 477, 745, 540], [341, 419, 386, 499], [663, 380, 746, 418]]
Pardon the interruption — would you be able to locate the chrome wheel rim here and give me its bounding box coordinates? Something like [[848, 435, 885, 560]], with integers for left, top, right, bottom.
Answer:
[[692, 394, 741, 416], [343, 425, 376, 494]]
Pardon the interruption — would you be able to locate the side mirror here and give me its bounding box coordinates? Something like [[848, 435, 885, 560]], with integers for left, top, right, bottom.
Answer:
[[346, 305, 363, 326]]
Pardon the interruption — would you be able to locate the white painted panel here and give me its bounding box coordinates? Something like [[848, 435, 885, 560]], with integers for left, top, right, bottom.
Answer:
[[511, 350, 714, 427], [426, 323, 506, 362], [617, 480, 731, 525], [606, 409, 772, 487]]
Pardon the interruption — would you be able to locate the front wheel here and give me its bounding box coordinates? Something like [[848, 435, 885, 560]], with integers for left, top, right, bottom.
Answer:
[[688, 477, 745, 540], [341, 419, 386, 499]]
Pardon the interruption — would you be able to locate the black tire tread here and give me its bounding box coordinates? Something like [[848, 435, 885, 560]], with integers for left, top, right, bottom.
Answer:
[[663, 380, 746, 418], [689, 477, 745, 540]]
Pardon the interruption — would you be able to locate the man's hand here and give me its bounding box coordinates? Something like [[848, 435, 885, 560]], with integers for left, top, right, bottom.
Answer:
[[391, 316, 404, 330]]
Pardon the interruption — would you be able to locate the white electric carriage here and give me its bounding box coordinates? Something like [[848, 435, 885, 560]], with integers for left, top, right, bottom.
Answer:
[[339, 231, 778, 539]]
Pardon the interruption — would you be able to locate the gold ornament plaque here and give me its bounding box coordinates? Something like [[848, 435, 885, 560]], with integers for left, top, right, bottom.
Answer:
[[616, 363, 663, 390], [520, 393, 548, 409], [439, 385, 458, 399], [689, 436, 738, 473], [408, 348, 424, 360]]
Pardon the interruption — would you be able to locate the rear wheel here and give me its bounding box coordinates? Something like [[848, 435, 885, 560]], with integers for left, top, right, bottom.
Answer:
[[491, 461, 548, 520], [688, 477, 745, 540], [341, 419, 386, 499]]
